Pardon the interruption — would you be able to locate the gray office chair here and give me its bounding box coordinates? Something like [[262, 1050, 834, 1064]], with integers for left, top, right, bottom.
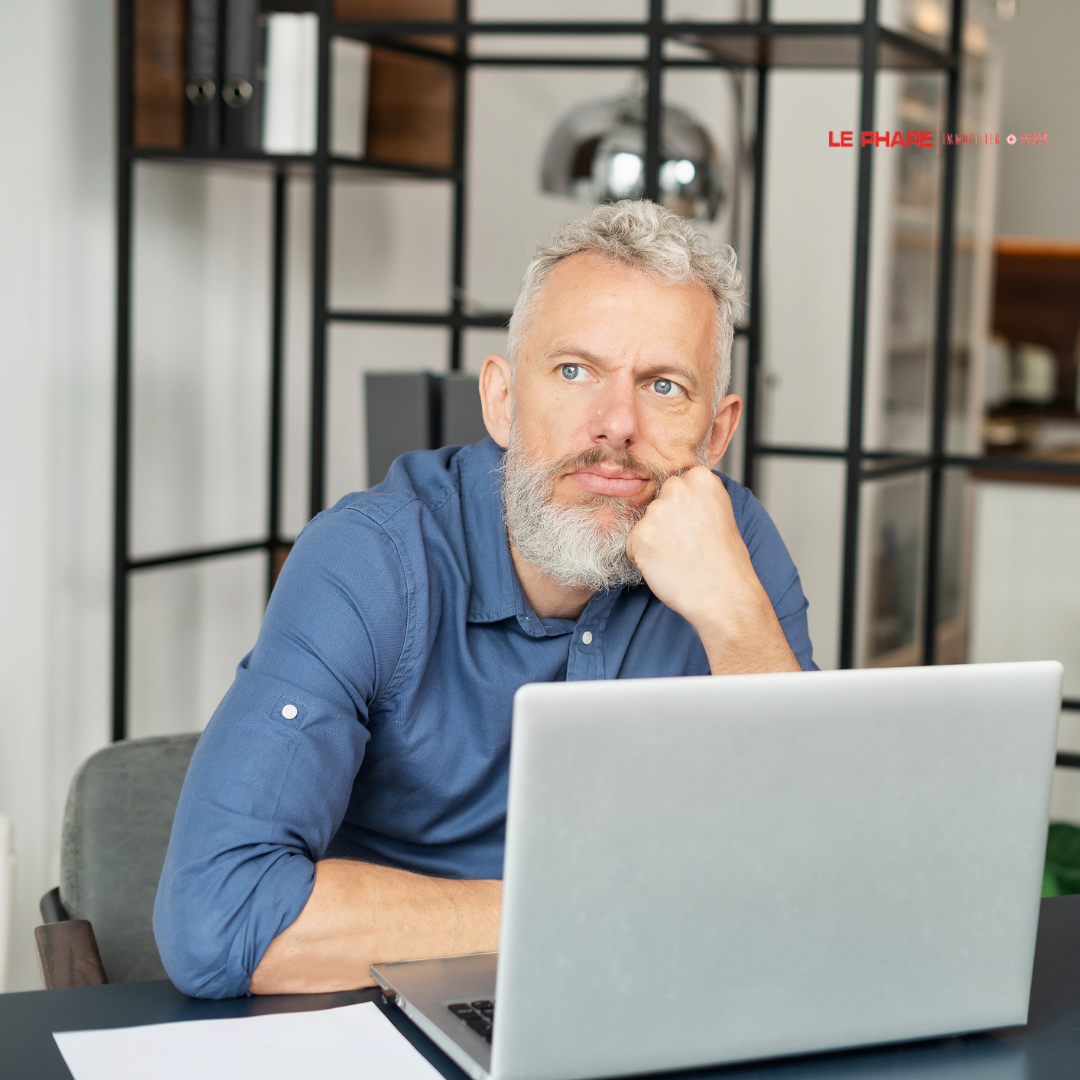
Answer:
[[34, 733, 199, 989]]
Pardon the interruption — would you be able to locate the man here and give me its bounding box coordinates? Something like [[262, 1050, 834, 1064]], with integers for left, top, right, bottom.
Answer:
[[155, 200, 815, 1000]]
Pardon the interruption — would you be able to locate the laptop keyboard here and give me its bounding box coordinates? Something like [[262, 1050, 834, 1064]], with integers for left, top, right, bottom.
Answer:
[[447, 1000, 495, 1043]]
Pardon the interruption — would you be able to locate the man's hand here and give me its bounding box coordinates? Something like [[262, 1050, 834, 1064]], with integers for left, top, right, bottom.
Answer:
[[625, 467, 801, 675]]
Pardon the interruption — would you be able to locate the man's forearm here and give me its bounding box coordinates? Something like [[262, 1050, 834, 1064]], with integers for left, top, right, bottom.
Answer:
[[695, 604, 802, 675], [249, 859, 502, 995], [691, 574, 802, 675]]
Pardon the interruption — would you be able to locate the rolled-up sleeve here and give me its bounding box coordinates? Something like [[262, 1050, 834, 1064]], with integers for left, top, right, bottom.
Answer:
[[153, 502, 411, 998]]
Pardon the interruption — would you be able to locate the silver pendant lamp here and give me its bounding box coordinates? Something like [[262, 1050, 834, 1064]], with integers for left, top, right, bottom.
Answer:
[[539, 87, 725, 221]]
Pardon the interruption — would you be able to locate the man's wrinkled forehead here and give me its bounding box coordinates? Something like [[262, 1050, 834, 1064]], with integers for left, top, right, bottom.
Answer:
[[516, 255, 718, 366]]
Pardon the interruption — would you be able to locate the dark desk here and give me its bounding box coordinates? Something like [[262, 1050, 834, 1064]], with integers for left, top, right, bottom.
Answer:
[[4, 896, 1079, 1080]]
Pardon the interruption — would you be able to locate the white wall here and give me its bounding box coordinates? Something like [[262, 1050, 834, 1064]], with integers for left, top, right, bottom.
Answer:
[[0, 0, 114, 991], [126, 163, 274, 739], [991, 1, 1080, 240]]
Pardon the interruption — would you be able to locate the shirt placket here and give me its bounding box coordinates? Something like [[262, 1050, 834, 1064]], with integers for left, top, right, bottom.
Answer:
[[565, 589, 619, 682]]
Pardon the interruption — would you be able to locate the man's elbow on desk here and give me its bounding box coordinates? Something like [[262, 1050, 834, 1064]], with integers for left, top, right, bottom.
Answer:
[[153, 850, 317, 1000]]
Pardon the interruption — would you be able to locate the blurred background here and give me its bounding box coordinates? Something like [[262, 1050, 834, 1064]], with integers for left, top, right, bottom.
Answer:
[[2, 0, 1079, 991]]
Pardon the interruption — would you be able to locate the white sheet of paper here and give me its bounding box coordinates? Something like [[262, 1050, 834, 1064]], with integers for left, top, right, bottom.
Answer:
[[54, 1001, 445, 1080]]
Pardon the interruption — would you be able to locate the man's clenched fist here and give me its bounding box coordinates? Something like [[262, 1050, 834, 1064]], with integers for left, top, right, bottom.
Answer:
[[625, 467, 801, 675]]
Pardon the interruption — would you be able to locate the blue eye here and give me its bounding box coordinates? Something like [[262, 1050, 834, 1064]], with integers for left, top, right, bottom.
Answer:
[[654, 379, 674, 395], [561, 364, 581, 380]]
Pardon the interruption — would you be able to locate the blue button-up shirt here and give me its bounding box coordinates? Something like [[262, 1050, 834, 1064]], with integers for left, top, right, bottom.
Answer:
[[154, 438, 815, 998]]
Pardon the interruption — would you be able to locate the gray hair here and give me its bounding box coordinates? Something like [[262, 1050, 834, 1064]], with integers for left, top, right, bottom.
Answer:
[[506, 200, 744, 407]]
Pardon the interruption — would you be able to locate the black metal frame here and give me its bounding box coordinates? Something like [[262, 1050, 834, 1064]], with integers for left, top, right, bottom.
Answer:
[[114, 0, 1079, 749]]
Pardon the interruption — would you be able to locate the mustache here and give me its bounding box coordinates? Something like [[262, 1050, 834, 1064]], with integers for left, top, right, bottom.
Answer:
[[543, 446, 670, 491]]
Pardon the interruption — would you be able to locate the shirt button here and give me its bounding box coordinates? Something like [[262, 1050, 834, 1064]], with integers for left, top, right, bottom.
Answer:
[[281, 704, 298, 720], [581, 631, 593, 645]]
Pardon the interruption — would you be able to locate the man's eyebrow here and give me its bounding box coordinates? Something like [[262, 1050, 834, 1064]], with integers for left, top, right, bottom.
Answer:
[[541, 345, 703, 393], [541, 344, 607, 366]]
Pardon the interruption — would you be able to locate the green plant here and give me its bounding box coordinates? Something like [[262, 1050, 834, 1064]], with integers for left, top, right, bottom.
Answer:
[[1042, 823, 1080, 897]]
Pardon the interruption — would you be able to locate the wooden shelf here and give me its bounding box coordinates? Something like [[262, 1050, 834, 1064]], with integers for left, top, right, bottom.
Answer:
[[133, 0, 186, 148], [993, 238, 1080, 414], [994, 239, 1080, 356], [132, 0, 457, 170], [334, 0, 453, 19], [365, 47, 455, 169]]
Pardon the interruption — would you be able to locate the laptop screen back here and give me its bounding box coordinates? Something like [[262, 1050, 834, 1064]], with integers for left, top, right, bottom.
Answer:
[[493, 663, 1062, 1080]]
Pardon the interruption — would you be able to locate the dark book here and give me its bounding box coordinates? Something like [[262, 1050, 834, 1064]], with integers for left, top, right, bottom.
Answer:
[[222, 0, 263, 152], [186, 0, 220, 151], [133, 0, 186, 148]]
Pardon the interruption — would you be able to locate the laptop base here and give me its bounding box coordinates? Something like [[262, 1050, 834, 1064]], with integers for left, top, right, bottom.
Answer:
[[372, 952, 496, 1080]]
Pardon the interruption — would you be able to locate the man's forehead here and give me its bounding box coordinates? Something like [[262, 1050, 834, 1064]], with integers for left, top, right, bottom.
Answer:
[[543, 249, 703, 295], [532, 252, 715, 325], [523, 256, 716, 361]]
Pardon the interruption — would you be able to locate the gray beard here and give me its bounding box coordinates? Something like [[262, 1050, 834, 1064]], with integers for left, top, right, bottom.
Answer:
[[503, 449, 644, 592], [500, 438, 667, 593]]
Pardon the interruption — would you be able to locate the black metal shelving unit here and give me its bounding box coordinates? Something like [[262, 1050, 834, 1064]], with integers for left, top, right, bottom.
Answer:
[[113, 0, 1080, 754]]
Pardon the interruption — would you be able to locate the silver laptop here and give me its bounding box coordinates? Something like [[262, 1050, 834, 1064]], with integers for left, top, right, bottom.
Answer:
[[372, 662, 1063, 1080]]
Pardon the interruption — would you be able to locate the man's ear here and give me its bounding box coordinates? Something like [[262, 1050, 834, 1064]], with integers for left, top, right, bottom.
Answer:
[[705, 394, 743, 468], [479, 354, 513, 448]]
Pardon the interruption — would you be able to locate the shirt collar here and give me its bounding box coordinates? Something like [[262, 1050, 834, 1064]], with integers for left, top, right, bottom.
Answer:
[[459, 438, 529, 625]]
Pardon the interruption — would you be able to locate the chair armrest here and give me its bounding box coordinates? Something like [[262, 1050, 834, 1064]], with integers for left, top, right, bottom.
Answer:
[[34, 920, 109, 989], [39, 886, 70, 923]]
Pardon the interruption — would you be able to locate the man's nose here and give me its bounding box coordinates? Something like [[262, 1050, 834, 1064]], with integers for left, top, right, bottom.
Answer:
[[589, 379, 639, 449]]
